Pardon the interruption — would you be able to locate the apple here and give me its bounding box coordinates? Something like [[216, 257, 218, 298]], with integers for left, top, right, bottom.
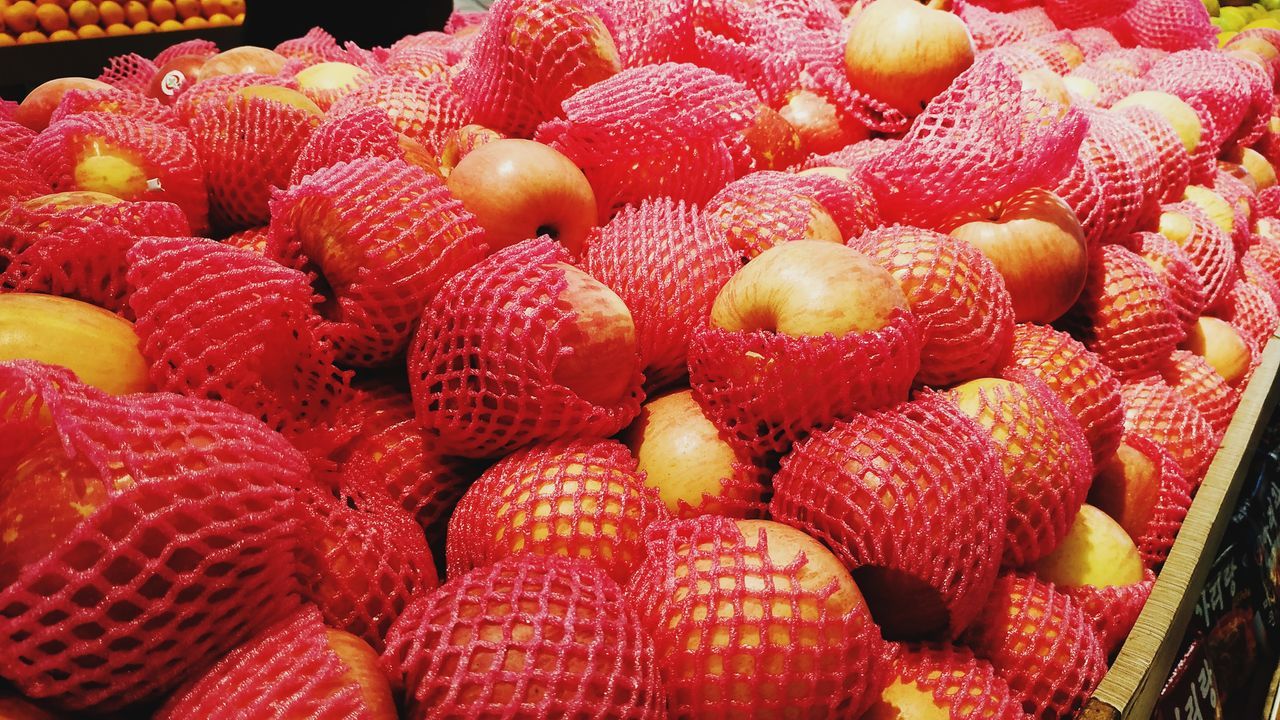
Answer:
[[1112, 91, 1203, 155], [16, 77, 112, 131], [707, 184, 845, 261], [437, 124, 505, 177], [1063, 75, 1102, 105], [946, 188, 1088, 324], [862, 680, 949, 720], [1019, 68, 1071, 106], [0, 293, 152, 396], [446, 138, 597, 257], [1032, 504, 1145, 588], [621, 388, 761, 516], [1090, 440, 1163, 543], [1183, 185, 1236, 237], [146, 54, 207, 106], [293, 61, 371, 107], [235, 85, 324, 116], [778, 88, 870, 156], [324, 629, 398, 719], [1182, 316, 1252, 385], [710, 240, 908, 337], [1237, 147, 1277, 190], [862, 646, 1023, 720], [197, 46, 287, 79], [741, 104, 805, 171], [72, 142, 149, 200], [844, 0, 975, 118], [552, 264, 638, 406]]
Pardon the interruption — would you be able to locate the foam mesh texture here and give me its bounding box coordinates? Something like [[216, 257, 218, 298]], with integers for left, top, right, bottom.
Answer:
[[328, 75, 472, 157], [872, 642, 1028, 720], [1213, 277, 1280, 351], [1161, 201, 1239, 311], [292, 107, 433, 185], [1160, 349, 1239, 438], [1064, 570, 1155, 657], [49, 88, 181, 129], [96, 53, 158, 96], [1121, 231, 1209, 332], [1121, 376, 1217, 485], [1105, 432, 1194, 569]]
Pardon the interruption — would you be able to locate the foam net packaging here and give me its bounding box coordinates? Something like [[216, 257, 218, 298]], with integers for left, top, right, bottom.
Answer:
[[1147, 50, 1274, 161], [1248, 232, 1280, 288], [0, 195, 190, 315], [174, 73, 298, 126], [0, 119, 35, 156], [1053, 115, 1148, 248], [535, 62, 758, 220], [0, 153, 48, 203], [408, 239, 644, 458], [625, 516, 885, 719], [156, 605, 389, 720], [153, 38, 220, 66], [1160, 349, 1239, 437], [853, 225, 1016, 388], [1059, 243, 1184, 382], [0, 361, 311, 711], [770, 393, 1007, 640], [595, 0, 692, 67], [1212, 276, 1280, 350], [688, 307, 921, 459], [1006, 322, 1126, 472], [188, 94, 321, 232], [581, 196, 738, 392], [382, 554, 663, 720], [1121, 231, 1209, 332], [864, 642, 1028, 719], [1160, 201, 1239, 310], [25, 112, 209, 235], [857, 56, 1086, 231], [940, 368, 1094, 569], [453, 0, 622, 138], [275, 26, 350, 65], [96, 53, 158, 96], [1093, 432, 1194, 569], [267, 157, 485, 368], [1242, 252, 1280, 309], [1121, 375, 1217, 485], [1064, 570, 1156, 657], [446, 438, 668, 585], [48, 88, 181, 129], [1114, 0, 1215, 52], [680, 0, 804, 108], [328, 75, 471, 157], [962, 573, 1107, 720], [1044, 0, 1129, 30], [292, 106, 439, 185]]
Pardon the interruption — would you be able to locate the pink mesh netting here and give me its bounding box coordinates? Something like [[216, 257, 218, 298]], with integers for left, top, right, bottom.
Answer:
[[857, 56, 1086, 231], [1160, 349, 1239, 438], [48, 88, 181, 129], [1147, 50, 1274, 162], [26, 112, 209, 235], [298, 483, 438, 653], [0, 196, 190, 315], [868, 642, 1027, 719], [1121, 376, 1217, 486], [940, 369, 1094, 569], [125, 236, 354, 446], [408, 239, 644, 458], [438, 124, 505, 175], [680, 1, 804, 107], [96, 53, 159, 96], [961, 573, 1107, 720], [688, 308, 921, 459], [595, 0, 692, 67], [1161, 201, 1239, 310], [956, 3, 1035, 52], [153, 39, 219, 67], [770, 393, 1007, 640], [267, 157, 485, 368], [156, 605, 388, 719], [1243, 252, 1280, 308], [1120, 231, 1209, 332], [1068, 64, 1146, 108], [1213, 277, 1280, 350], [626, 517, 886, 718], [0, 120, 35, 157], [275, 27, 349, 65], [1058, 243, 1184, 382], [1063, 570, 1156, 657], [382, 554, 663, 719], [1092, 432, 1193, 569], [1060, 112, 1152, 247], [292, 106, 438, 185], [0, 154, 48, 202], [1114, 0, 1215, 53], [852, 225, 1016, 388], [1044, 0, 1129, 30], [1069, 27, 1123, 59], [1213, 170, 1259, 259], [446, 438, 668, 585], [328, 75, 471, 157], [1249, 233, 1280, 287], [174, 73, 298, 126], [0, 361, 310, 711], [581, 196, 737, 391], [1115, 104, 1192, 207], [188, 94, 320, 232], [383, 45, 452, 82], [803, 137, 899, 171], [535, 63, 759, 220], [1006, 322, 1125, 468]]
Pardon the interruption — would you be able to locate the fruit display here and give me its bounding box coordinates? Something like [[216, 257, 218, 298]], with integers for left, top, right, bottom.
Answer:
[[0, 0, 245, 45], [0, 0, 1278, 718]]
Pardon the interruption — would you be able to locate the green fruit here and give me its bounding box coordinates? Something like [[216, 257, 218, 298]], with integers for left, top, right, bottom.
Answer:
[[1265, 0, 1280, 10], [1204, 0, 1222, 14], [1245, 16, 1280, 27], [1220, 30, 1240, 46], [1220, 7, 1249, 29]]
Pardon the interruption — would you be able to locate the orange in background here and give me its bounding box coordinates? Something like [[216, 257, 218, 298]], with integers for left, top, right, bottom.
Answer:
[[48, 26, 75, 39], [133, 18, 155, 31], [75, 21, 103, 36], [104, 20, 130, 34], [67, 0, 97, 26], [97, 0, 123, 24], [17, 28, 48, 42], [173, 0, 198, 19], [123, 0, 145, 23], [157, 17, 181, 30], [148, 0, 175, 21], [3, 2, 39, 34], [33, 1, 66, 31]]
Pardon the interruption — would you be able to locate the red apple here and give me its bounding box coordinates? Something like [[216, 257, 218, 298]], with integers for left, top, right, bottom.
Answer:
[[1090, 440, 1163, 543], [293, 61, 372, 109], [741, 104, 805, 171], [16, 77, 112, 131], [1182, 185, 1235, 238], [1182, 316, 1252, 386], [947, 188, 1088, 324], [778, 88, 870, 156], [235, 85, 324, 116], [553, 263, 637, 406], [325, 629, 398, 720], [437, 124, 504, 177], [844, 0, 975, 118], [197, 46, 288, 79], [147, 54, 207, 106], [446, 138, 597, 257]]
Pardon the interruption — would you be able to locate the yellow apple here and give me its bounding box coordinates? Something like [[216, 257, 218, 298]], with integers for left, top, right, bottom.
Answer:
[[235, 85, 324, 116], [1031, 504, 1145, 588], [1112, 91, 1203, 155], [1182, 316, 1251, 385], [862, 679, 950, 720]]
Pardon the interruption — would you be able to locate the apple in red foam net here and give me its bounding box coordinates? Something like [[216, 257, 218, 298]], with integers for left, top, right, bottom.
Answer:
[[1090, 440, 1162, 544], [16, 77, 114, 131], [147, 55, 208, 106], [553, 263, 638, 407], [778, 89, 870, 156], [197, 46, 288, 80], [446, 138, 598, 257]]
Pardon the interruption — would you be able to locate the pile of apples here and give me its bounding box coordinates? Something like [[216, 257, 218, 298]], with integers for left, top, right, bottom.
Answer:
[[0, 0, 1277, 717]]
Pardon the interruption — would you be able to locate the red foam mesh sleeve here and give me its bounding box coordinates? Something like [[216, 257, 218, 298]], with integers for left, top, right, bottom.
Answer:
[[453, 0, 622, 138], [956, 3, 1036, 52], [770, 393, 1007, 640], [382, 45, 452, 82], [173, 73, 298, 126], [853, 225, 1016, 388], [1212, 276, 1280, 350], [1162, 201, 1239, 310], [625, 516, 886, 719], [1121, 231, 1209, 332], [0, 120, 35, 157], [1160, 349, 1239, 438], [1261, 187, 1280, 219], [155, 605, 382, 720], [0, 360, 311, 711], [1098, 432, 1194, 569], [154, 38, 219, 66], [1069, 27, 1123, 59], [96, 53, 158, 96], [1104, 107, 1183, 218], [1242, 252, 1280, 308], [125, 236, 354, 448], [1121, 376, 1217, 486], [0, 196, 190, 315], [275, 27, 348, 65], [682, 5, 803, 107], [328, 75, 471, 157], [1044, 0, 1128, 30], [292, 106, 432, 185], [803, 137, 899, 171], [1115, 0, 1215, 52], [858, 56, 1086, 231], [26, 112, 209, 235], [408, 238, 644, 459], [0, 153, 48, 202], [188, 94, 320, 232], [597, 0, 693, 66], [223, 225, 270, 254], [1068, 64, 1146, 108], [1148, 50, 1273, 160], [1213, 169, 1260, 259], [962, 573, 1107, 720], [582, 196, 738, 392], [1068, 111, 1151, 246], [535, 62, 759, 220], [1063, 570, 1156, 657], [298, 485, 439, 653], [1007, 322, 1125, 469], [382, 554, 663, 720], [267, 157, 486, 368], [446, 438, 669, 586], [688, 309, 921, 458], [48, 88, 181, 129], [1059, 243, 1184, 382], [942, 368, 1094, 570], [871, 642, 1028, 720], [1248, 233, 1280, 288]]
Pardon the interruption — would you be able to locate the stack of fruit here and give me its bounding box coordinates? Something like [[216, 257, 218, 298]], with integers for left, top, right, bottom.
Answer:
[[1208, 0, 1280, 46], [0, 0, 244, 45], [0, 0, 1276, 717]]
